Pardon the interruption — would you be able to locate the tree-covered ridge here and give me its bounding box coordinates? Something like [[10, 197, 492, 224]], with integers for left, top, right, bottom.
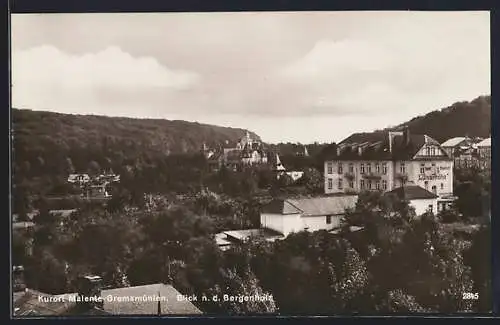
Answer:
[[387, 95, 491, 143], [12, 108, 259, 166]]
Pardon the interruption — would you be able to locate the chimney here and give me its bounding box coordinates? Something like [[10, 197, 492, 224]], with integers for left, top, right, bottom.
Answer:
[[76, 275, 104, 309], [403, 127, 410, 146], [388, 131, 404, 153], [388, 132, 394, 153], [358, 146, 363, 156], [13, 265, 26, 292]]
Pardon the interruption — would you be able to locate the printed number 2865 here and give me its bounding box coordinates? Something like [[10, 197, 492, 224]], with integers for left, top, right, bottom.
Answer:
[[462, 292, 479, 300]]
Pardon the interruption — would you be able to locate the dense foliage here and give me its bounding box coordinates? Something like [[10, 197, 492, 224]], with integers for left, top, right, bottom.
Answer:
[[13, 191, 489, 314], [387, 95, 491, 143]]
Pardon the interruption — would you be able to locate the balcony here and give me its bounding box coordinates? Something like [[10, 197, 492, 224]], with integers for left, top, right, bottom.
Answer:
[[395, 173, 408, 181], [344, 171, 355, 179], [362, 172, 382, 180]]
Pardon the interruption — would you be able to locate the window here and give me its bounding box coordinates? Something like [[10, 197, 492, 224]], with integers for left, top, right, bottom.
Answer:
[[349, 181, 354, 188], [426, 147, 431, 156], [375, 163, 380, 174], [360, 179, 365, 190], [327, 178, 333, 190], [360, 163, 365, 174], [440, 183, 444, 190], [382, 163, 388, 175], [326, 215, 332, 224], [431, 147, 436, 156], [338, 178, 343, 190], [338, 163, 343, 174], [428, 205, 433, 213], [424, 181, 429, 190], [420, 163, 425, 174], [368, 180, 372, 190], [367, 163, 372, 173], [431, 185, 437, 194], [327, 162, 333, 174], [376, 181, 381, 190], [349, 163, 354, 173], [382, 180, 387, 190], [400, 162, 406, 174]]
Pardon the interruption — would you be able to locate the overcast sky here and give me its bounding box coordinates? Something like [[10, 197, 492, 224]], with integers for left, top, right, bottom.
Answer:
[[11, 11, 490, 143]]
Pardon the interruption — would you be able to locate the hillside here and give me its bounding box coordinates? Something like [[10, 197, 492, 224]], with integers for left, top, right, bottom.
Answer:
[[388, 95, 491, 143], [11, 109, 259, 186]]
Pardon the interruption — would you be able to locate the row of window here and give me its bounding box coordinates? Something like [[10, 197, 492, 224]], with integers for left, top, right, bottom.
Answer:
[[424, 146, 439, 156], [419, 163, 436, 174], [327, 178, 388, 191], [326, 162, 391, 174], [327, 178, 446, 192]]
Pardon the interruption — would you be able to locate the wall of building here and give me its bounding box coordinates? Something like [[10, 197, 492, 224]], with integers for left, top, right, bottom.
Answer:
[[410, 198, 438, 216], [301, 214, 342, 232], [260, 213, 302, 237], [324, 160, 395, 194], [325, 156, 453, 197], [406, 161, 453, 197]]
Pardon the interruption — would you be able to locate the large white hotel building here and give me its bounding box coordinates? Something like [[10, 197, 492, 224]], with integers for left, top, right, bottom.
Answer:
[[324, 128, 455, 212]]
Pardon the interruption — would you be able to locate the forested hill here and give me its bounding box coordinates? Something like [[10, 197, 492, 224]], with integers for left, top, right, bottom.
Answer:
[[12, 109, 258, 181], [387, 95, 491, 143]]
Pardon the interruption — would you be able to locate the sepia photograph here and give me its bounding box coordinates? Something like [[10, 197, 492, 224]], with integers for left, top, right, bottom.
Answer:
[[10, 11, 491, 316]]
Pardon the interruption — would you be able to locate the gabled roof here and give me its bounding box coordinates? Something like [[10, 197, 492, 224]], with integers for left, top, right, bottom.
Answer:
[[329, 131, 447, 161], [386, 185, 438, 200], [101, 284, 202, 315], [441, 137, 469, 147], [263, 195, 358, 216], [262, 199, 303, 214], [477, 138, 491, 147], [288, 195, 358, 216]]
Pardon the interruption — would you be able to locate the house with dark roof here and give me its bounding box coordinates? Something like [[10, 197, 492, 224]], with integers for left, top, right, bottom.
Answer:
[[203, 132, 269, 171], [385, 184, 439, 216], [260, 195, 358, 237], [323, 128, 454, 210], [440, 136, 484, 170], [441, 137, 473, 158], [13, 273, 202, 317]]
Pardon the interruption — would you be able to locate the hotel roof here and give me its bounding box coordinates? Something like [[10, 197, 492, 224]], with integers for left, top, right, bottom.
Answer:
[[327, 131, 448, 161]]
